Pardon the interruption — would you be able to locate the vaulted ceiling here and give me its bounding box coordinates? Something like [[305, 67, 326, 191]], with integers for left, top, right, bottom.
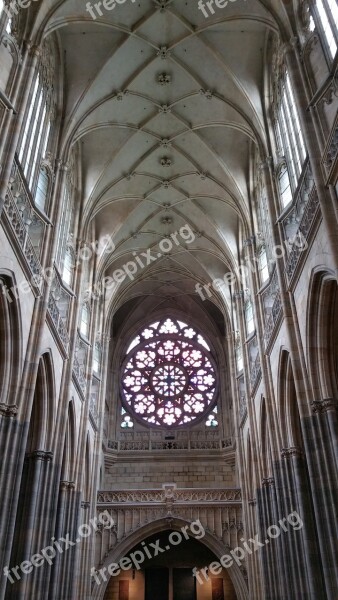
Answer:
[[37, 0, 291, 326]]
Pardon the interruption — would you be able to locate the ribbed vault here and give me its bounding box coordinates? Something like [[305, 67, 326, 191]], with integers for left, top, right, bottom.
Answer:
[[34, 0, 290, 318]]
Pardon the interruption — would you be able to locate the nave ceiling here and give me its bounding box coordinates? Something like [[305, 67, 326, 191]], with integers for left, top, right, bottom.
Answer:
[[29, 0, 292, 325]]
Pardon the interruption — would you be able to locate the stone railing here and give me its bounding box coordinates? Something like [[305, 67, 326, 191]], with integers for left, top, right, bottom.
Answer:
[[239, 394, 247, 422], [264, 291, 282, 347], [322, 111, 338, 184], [3, 177, 44, 291], [285, 186, 319, 281], [261, 267, 283, 346], [107, 438, 233, 452], [250, 351, 262, 391], [281, 160, 314, 242], [89, 393, 99, 427], [72, 354, 86, 395], [47, 294, 69, 352]]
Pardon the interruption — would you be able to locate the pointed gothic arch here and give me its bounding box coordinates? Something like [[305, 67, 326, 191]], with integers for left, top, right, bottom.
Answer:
[[93, 517, 248, 600], [0, 272, 22, 406], [307, 268, 338, 402]]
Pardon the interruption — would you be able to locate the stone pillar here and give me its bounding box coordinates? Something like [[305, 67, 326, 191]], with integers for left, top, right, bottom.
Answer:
[[48, 481, 76, 600], [246, 499, 263, 600], [0, 404, 23, 600], [8, 450, 53, 600], [302, 399, 338, 599], [76, 501, 92, 598], [278, 447, 324, 599], [256, 480, 274, 600]]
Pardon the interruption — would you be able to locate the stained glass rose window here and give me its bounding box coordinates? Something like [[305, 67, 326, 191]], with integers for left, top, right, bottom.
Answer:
[[120, 318, 217, 427]]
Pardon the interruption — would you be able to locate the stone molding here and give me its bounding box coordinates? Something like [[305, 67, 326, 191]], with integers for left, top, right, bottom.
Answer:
[[97, 486, 242, 505]]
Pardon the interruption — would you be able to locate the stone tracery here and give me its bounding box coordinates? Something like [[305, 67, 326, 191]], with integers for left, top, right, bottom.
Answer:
[[121, 318, 217, 427]]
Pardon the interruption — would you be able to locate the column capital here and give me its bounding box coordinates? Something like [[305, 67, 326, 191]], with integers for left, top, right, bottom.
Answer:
[[0, 403, 18, 417], [312, 398, 337, 414], [262, 477, 275, 487], [281, 446, 303, 459], [81, 501, 90, 510], [26, 450, 53, 462], [248, 498, 257, 506], [60, 480, 76, 491]]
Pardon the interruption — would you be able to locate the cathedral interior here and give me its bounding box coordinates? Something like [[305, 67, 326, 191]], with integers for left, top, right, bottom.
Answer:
[[0, 0, 337, 598]]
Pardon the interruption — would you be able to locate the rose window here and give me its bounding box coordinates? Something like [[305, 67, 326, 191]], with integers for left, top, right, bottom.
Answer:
[[121, 318, 217, 427]]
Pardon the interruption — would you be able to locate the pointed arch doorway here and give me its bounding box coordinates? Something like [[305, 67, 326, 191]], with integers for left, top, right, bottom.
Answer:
[[102, 530, 238, 600]]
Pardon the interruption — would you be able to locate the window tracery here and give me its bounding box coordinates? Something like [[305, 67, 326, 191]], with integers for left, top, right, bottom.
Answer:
[[17, 38, 56, 194], [121, 318, 217, 428], [311, 0, 338, 59], [271, 52, 307, 208]]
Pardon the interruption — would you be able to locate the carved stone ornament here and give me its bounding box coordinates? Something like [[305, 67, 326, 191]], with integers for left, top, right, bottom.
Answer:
[[157, 72, 172, 86], [160, 156, 172, 167]]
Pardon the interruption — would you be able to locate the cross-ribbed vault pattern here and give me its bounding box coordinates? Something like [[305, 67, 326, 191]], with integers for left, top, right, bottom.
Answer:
[[33, 0, 284, 319]]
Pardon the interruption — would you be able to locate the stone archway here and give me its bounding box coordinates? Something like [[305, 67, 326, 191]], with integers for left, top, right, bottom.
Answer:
[[92, 517, 248, 600]]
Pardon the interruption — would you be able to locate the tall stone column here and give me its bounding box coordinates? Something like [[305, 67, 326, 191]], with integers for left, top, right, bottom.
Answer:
[[76, 501, 92, 598], [48, 481, 76, 600], [7, 450, 53, 600], [304, 399, 338, 599], [0, 404, 23, 600], [256, 480, 274, 599], [277, 447, 324, 598]]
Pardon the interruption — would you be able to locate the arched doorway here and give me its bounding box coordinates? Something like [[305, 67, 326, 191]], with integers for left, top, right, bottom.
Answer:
[[93, 519, 248, 600], [102, 530, 237, 600]]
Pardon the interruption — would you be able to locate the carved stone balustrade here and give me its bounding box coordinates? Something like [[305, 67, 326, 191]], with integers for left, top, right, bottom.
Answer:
[[106, 438, 234, 452], [322, 111, 338, 185], [72, 354, 87, 396], [47, 294, 69, 353], [285, 186, 320, 281], [281, 161, 314, 243]]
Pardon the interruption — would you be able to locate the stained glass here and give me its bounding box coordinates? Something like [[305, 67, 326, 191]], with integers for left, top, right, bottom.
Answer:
[[121, 318, 217, 427]]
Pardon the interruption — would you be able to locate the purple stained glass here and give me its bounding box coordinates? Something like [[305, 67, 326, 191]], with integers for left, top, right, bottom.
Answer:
[[121, 318, 217, 427]]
